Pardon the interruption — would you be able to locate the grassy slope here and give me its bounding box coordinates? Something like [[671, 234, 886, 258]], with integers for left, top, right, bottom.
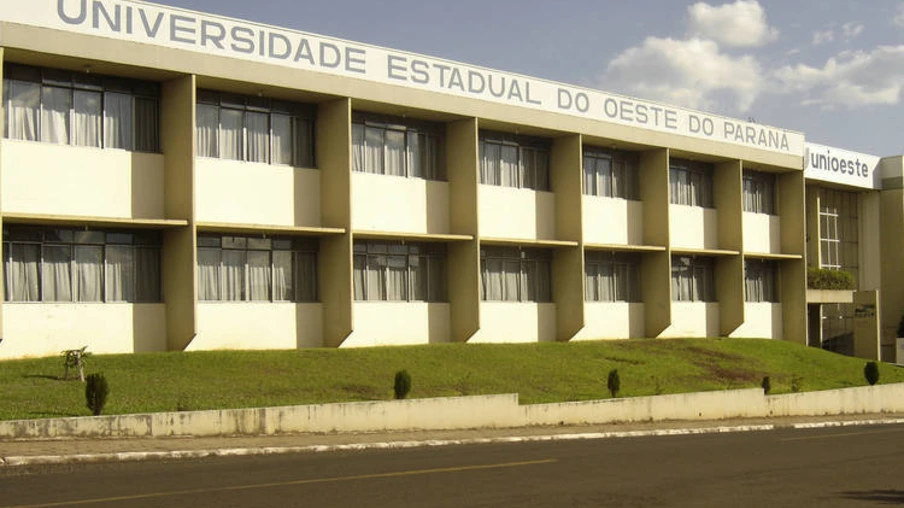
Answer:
[[1, 339, 902, 421]]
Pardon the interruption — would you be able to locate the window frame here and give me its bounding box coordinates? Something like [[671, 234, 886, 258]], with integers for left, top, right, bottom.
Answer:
[[353, 241, 448, 302], [351, 113, 445, 181], [582, 148, 640, 200], [671, 256, 716, 302], [742, 170, 777, 214], [480, 246, 553, 302], [744, 259, 779, 303], [669, 159, 714, 208], [584, 251, 642, 302], [479, 131, 551, 191]]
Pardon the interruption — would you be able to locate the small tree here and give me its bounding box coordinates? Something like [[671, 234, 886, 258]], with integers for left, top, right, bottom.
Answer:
[[761, 376, 771, 395], [394, 370, 411, 400], [85, 373, 109, 416], [864, 361, 880, 386], [607, 369, 620, 398]]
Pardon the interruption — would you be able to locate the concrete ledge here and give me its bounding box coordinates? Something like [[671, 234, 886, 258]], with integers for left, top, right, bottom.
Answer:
[[2, 384, 903, 441]]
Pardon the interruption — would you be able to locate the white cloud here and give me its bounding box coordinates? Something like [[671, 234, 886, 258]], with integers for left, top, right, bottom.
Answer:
[[602, 37, 762, 112], [812, 29, 834, 46], [773, 46, 904, 108], [686, 0, 779, 47], [894, 3, 904, 27], [841, 22, 864, 40]]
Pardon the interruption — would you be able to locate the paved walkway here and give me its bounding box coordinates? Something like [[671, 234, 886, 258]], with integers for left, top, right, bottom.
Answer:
[[3, 413, 903, 467]]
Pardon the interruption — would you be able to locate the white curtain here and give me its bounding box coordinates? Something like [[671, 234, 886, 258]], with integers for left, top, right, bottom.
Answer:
[[385, 129, 406, 176], [7, 81, 40, 141], [196, 104, 219, 158], [273, 250, 294, 301], [272, 114, 292, 166], [351, 123, 366, 172], [245, 111, 269, 163], [364, 126, 384, 174], [353, 255, 367, 300], [104, 92, 132, 150], [74, 246, 103, 302], [503, 259, 520, 301], [366, 255, 386, 300], [500, 145, 519, 188], [247, 251, 271, 301], [105, 245, 134, 302], [384, 255, 407, 300], [222, 250, 245, 300], [42, 245, 72, 302], [41, 87, 70, 145], [197, 248, 221, 300], [220, 109, 243, 161], [482, 258, 502, 300], [584, 264, 598, 301], [5, 244, 40, 302], [611, 160, 625, 198], [480, 142, 500, 185], [73, 90, 101, 147], [407, 132, 422, 178], [582, 156, 596, 196]]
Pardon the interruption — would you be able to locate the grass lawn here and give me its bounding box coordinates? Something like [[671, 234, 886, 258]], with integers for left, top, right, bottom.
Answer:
[[1, 338, 902, 421]]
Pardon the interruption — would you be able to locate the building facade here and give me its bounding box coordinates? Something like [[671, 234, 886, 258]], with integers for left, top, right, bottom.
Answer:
[[0, 0, 899, 361]]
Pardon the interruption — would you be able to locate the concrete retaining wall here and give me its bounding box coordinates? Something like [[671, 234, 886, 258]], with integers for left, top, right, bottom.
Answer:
[[2, 384, 903, 440]]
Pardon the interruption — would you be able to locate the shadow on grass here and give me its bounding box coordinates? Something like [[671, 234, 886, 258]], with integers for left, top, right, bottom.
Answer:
[[23, 374, 66, 381], [840, 490, 904, 505]]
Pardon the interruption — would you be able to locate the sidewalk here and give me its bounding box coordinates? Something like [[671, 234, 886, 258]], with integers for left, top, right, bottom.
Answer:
[[3, 413, 903, 467]]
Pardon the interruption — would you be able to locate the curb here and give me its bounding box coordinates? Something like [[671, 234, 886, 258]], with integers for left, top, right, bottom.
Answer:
[[2, 424, 776, 467]]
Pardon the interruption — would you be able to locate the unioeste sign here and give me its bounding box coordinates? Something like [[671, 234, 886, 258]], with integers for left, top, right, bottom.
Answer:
[[1, 0, 805, 156], [804, 143, 880, 190]]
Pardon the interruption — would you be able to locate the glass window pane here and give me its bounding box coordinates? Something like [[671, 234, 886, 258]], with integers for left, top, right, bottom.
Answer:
[[73, 90, 102, 147], [41, 86, 71, 144], [42, 245, 72, 302], [105, 245, 134, 302], [197, 248, 221, 301], [196, 104, 219, 158], [247, 250, 271, 301], [219, 108, 243, 161], [104, 92, 134, 150], [273, 250, 294, 301], [74, 245, 103, 302], [245, 111, 269, 163], [7, 80, 40, 141], [271, 114, 292, 166]]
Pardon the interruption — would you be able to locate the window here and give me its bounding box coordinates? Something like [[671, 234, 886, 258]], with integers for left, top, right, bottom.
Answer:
[[585, 252, 641, 302], [197, 234, 317, 302], [743, 171, 776, 214], [670, 160, 713, 207], [2, 63, 159, 151], [3, 226, 161, 303], [196, 90, 315, 167], [353, 241, 447, 301], [352, 114, 444, 180], [818, 188, 859, 284], [481, 247, 552, 302], [479, 132, 550, 191], [745, 259, 778, 302], [671, 256, 715, 302], [582, 148, 639, 199]]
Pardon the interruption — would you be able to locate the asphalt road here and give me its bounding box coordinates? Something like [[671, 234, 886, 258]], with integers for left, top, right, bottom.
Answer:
[[2, 424, 903, 507]]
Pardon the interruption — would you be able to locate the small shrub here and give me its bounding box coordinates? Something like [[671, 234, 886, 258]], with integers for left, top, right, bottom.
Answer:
[[761, 376, 771, 395], [791, 375, 803, 393], [607, 369, 620, 398], [806, 267, 855, 290], [864, 361, 880, 386], [394, 370, 411, 400], [85, 373, 109, 416]]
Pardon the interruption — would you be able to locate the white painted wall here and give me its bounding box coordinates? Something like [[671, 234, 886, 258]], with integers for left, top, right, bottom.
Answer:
[[730, 303, 783, 339], [343, 302, 451, 347], [1, 140, 164, 219], [582, 198, 644, 245], [195, 158, 320, 227], [193, 303, 323, 350], [669, 205, 718, 250], [470, 303, 557, 343], [1, 304, 166, 359], [742, 212, 782, 254], [662, 302, 721, 337], [351, 173, 450, 234], [573, 303, 645, 340], [478, 186, 556, 240]]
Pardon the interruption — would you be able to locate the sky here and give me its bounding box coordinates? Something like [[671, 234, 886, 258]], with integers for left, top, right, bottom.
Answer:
[[151, 0, 904, 157]]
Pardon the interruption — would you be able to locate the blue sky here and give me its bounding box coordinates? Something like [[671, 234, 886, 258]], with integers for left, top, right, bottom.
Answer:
[[153, 0, 904, 156]]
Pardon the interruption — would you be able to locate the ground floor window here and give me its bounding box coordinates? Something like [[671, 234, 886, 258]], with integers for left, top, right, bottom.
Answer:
[[3, 226, 161, 303], [353, 241, 447, 301], [198, 234, 317, 302], [745, 259, 778, 302], [481, 246, 552, 302], [671, 256, 715, 302], [585, 251, 641, 302]]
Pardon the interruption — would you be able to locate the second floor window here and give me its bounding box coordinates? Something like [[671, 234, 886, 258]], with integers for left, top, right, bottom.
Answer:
[[3, 63, 159, 152], [196, 90, 314, 167], [743, 171, 776, 214], [670, 160, 713, 207], [582, 149, 639, 199], [352, 115, 444, 180], [479, 133, 550, 191]]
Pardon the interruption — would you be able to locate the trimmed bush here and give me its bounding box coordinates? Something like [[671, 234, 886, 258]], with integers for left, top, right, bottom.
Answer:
[[607, 369, 620, 398], [864, 362, 880, 386], [807, 267, 855, 290], [85, 373, 109, 416], [791, 375, 803, 393], [761, 376, 771, 395], [394, 370, 411, 400]]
